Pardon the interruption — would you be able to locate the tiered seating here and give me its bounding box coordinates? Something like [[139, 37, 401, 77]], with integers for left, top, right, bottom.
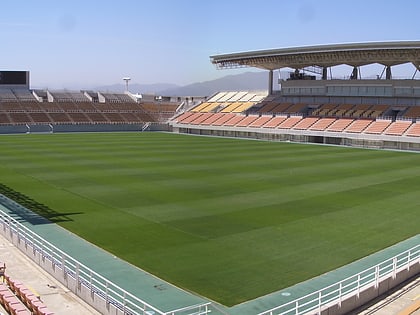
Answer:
[[47, 112, 72, 123], [0, 283, 31, 315], [345, 119, 374, 133], [383, 120, 412, 136], [363, 120, 392, 134], [312, 104, 337, 116], [254, 102, 281, 114], [8, 113, 32, 124], [100, 93, 135, 103], [56, 101, 79, 111], [361, 105, 389, 118], [168, 112, 193, 123], [178, 112, 203, 124], [283, 103, 306, 114], [236, 115, 259, 127], [229, 91, 248, 101], [191, 102, 211, 112], [292, 117, 319, 130], [201, 113, 223, 125], [349, 104, 372, 118], [13, 89, 36, 101], [405, 123, 420, 137], [248, 115, 273, 128], [66, 112, 91, 123], [212, 113, 236, 126], [132, 112, 154, 122], [330, 104, 354, 117], [0, 112, 11, 124], [30, 112, 52, 124], [231, 102, 254, 113], [249, 95, 266, 103], [269, 103, 293, 114], [239, 93, 258, 102], [217, 91, 238, 102], [224, 115, 246, 126], [119, 112, 139, 123], [20, 101, 42, 111], [85, 112, 108, 123], [102, 112, 125, 122], [75, 102, 97, 111], [190, 112, 213, 125], [207, 92, 227, 102], [0, 102, 23, 111], [326, 118, 354, 132], [34, 102, 59, 112], [309, 117, 336, 131], [278, 116, 303, 129], [4, 275, 54, 315], [221, 102, 243, 113], [0, 88, 162, 125], [403, 106, 420, 118], [0, 89, 18, 101], [263, 116, 287, 128]]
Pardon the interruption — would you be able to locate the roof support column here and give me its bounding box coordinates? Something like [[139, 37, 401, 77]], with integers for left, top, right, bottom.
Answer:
[[268, 70, 273, 95], [322, 67, 328, 80], [351, 67, 358, 80], [386, 66, 392, 79]]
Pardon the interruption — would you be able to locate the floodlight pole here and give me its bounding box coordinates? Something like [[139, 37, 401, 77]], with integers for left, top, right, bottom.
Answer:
[[123, 77, 131, 92]]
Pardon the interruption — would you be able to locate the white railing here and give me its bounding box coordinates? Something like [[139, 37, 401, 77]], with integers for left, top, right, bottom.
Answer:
[[1, 193, 418, 315], [0, 194, 212, 315], [257, 244, 419, 315]]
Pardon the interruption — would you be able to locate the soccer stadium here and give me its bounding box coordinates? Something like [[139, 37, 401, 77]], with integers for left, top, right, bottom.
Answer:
[[0, 41, 419, 315]]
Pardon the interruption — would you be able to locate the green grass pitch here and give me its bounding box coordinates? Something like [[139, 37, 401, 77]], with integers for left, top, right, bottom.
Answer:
[[0, 132, 419, 306]]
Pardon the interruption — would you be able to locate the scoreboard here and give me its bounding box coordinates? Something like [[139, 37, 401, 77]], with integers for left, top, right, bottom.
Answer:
[[0, 71, 28, 85]]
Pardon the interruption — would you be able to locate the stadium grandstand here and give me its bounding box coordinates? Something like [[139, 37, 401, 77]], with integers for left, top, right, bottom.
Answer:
[[0, 42, 419, 315], [171, 41, 420, 151], [0, 71, 200, 133]]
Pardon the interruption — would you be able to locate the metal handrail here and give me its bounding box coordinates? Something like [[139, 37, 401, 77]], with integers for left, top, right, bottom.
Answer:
[[0, 194, 212, 315], [257, 244, 419, 315]]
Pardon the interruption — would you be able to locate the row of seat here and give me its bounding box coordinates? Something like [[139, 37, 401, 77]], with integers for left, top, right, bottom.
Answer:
[[0, 101, 148, 112], [251, 102, 392, 119], [0, 111, 155, 125], [207, 91, 267, 103], [174, 112, 420, 137], [192, 101, 256, 113], [0, 274, 53, 315], [0, 100, 180, 124]]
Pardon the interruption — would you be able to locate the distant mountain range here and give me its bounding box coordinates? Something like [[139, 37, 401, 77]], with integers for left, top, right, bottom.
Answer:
[[95, 71, 285, 97]]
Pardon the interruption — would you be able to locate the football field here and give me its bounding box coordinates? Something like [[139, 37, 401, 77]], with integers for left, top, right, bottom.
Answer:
[[0, 132, 419, 306]]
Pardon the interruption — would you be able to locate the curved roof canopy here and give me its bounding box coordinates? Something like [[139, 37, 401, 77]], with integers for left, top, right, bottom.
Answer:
[[210, 41, 420, 71]]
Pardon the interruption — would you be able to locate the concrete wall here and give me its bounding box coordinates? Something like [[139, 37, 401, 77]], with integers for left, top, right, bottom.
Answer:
[[172, 123, 420, 152], [0, 123, 173, 134], [320, 264, 419, 315]]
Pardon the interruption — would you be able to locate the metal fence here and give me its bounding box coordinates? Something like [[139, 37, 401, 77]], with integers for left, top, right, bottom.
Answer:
[[0, 193, 418, 315], [257, 244, 419, 315], [0, 194, 212, 315]]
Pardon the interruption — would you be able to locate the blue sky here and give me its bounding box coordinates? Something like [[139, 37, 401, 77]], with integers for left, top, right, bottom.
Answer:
[[1, 0, 419, 89]]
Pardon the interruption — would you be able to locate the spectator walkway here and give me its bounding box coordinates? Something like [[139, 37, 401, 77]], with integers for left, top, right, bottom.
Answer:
[[0, 232, 100, 315]]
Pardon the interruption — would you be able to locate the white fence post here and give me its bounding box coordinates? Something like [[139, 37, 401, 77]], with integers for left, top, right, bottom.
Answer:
[[393, 257, 397, 279]]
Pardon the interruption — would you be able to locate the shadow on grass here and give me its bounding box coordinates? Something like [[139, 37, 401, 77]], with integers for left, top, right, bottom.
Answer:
[[0, 183, 82, 224]]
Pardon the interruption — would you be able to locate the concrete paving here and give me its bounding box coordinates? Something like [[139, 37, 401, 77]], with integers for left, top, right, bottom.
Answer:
[[351, 276, 420, 315], [0, 232, 101, 315]]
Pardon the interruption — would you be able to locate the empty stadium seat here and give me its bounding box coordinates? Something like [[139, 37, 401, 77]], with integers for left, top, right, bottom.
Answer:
[[345, 119, 374, 133], [363, 120, 392, 134]]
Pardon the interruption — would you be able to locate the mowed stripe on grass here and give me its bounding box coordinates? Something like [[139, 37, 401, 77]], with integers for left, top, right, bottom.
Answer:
[[0, 132, 419, 306]]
